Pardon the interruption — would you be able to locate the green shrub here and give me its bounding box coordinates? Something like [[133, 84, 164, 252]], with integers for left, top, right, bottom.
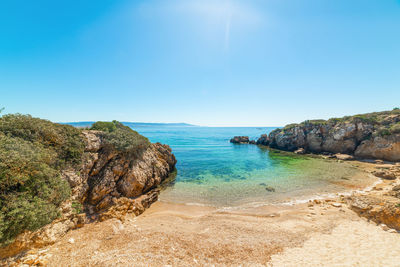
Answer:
[[90, 121, 117, 133], [91, 120, 150, 155], [0, 114, 83, 245], [0, 114, 84, 166], [376, 127, 391, 137], [71, 201, 83, 214], [0, 135, 70, 245], [389, 123, 400, 134]]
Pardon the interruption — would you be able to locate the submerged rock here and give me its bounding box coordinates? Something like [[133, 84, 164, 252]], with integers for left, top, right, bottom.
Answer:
[[265, 186, 276, 192]]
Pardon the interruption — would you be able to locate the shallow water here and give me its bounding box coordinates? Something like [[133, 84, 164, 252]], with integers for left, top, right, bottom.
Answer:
[[133, 126, 375, 207]]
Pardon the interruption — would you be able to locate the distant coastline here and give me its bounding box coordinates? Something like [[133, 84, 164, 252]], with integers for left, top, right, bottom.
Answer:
[[62, 121, 198, 128]]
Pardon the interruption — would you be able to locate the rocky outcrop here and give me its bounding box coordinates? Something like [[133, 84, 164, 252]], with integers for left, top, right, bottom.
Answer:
[[355, 134, 400, 162], [257, 110, 400, 162], [0, 130, 176, 259], [256, 134, 269, 146], [347, 164, 400, 230], [79, 131, 176, 214], [230, 136, 250, 144], [348, 194, 400, 231]]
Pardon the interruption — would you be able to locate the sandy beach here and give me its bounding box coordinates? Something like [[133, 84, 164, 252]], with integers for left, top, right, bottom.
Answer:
[[6, 161, 400, 266]]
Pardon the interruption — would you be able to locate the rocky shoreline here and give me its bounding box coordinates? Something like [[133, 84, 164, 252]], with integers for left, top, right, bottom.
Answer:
[[1, 130, 176, 260], [232, 109, 400, 162], [230, 110, 400, 233]]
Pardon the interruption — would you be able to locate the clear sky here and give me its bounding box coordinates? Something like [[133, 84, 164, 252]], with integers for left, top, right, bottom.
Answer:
[[1, 0, 399, 126]]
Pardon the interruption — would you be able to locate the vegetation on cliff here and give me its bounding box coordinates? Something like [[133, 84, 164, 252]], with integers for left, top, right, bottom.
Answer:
[[0, 115, 152, 246], [282, 108, 400, 134], [0, 114, 84, 245], [90, 120, 150, 155], [263, 108, 400, 161]]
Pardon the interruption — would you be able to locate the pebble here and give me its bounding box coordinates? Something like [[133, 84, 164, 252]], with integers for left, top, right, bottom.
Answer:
[[331, 203, 342, 208], [380, 224, 390, 231], [68, 238, 75, 244]]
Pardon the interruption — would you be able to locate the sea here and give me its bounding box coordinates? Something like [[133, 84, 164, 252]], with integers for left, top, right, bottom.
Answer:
[[132, 125, 375, 208]]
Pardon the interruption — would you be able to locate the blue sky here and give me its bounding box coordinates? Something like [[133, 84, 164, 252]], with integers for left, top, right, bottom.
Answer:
[[1, 0, 399, 126]]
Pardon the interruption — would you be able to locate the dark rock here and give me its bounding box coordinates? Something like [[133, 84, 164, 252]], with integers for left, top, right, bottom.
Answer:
[[265, 186, 275, 192], [230, 136, 250, 144], [373, 171, 396, 180], [256, 134, 269, 146]]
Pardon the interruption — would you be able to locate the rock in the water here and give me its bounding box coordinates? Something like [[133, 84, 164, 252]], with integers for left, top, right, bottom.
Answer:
[[265, 186, 275, 192], [230, 136, 250, 144]]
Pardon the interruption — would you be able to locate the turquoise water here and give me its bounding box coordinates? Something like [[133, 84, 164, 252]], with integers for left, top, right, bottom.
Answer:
[[133, 126, 373, 207]]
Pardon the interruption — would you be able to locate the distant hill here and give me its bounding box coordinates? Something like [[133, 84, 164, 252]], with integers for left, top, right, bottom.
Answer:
[[62, 121, 196, 128]]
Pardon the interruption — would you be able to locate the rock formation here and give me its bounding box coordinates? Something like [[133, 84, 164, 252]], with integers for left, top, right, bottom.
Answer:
[[256, 110, 400, 162], [230, 136, 250, 144], [0, 130, 176, 258], [347, 163, 400, 230]]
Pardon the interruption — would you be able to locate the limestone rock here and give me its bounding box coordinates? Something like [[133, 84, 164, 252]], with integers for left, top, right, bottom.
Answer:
[[1, 130, 177, 259], [348, 194, 400, 231], [259, 111, 400, 162], [355, 134, 400, 162]]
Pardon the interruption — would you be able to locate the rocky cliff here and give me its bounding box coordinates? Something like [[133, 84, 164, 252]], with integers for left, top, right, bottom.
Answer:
[[1, 127, 176, 258], [257, 109, 400, 162]]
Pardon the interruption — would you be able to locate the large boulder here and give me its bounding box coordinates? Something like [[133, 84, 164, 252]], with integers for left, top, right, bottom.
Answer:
[[355, 134, 400, 162], [230, 136, 250, 144]]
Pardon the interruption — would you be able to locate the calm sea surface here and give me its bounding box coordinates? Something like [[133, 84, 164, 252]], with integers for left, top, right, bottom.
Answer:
[[133, 126, 374, 207]]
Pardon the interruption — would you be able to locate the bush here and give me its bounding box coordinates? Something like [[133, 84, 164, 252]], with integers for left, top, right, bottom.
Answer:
[[0, 114, 82, 245], [90, 121, 117, 133], [0, 114, 84, 166], [390, 123, 400, 134], [91, 120, 150, 155], [0, 135, 70, 245]]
